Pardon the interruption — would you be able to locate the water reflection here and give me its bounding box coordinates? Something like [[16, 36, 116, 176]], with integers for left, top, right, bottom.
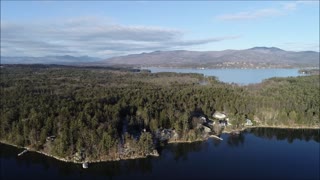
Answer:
[[86, 158, 153, 178], [248, 128, 320, 143], [1, 128, 319, 179], [164, 128, 319, 159], [211, 138, 222, 147], [227, 133, 245, 147], [0, 144, 154, 179], [165, 141, 208, 161]]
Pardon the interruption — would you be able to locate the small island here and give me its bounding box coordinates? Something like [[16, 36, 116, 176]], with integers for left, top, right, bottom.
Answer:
[[1, 64, 319, 164]]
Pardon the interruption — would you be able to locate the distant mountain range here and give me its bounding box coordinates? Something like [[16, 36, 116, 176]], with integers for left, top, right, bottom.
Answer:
[[1, 47, 319, 68], [98, 47, 319, 68], [1, 55, 101, 65]]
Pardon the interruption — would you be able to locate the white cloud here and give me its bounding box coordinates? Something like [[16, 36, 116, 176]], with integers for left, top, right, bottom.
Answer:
[[1, 17, 239, 57], [216, 8, 282, 21], [216, 1, 317, 21]]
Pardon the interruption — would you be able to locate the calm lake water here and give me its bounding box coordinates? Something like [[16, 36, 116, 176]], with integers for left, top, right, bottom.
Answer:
[[144, 68, 305, 85], [1, 128, 319, 180]]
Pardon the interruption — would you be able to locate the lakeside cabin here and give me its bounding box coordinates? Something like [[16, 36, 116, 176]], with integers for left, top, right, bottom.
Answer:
[[46, 135, 56, 142], [212, 111, 226, 120], [208, 120, 215, 126], [245, 119, 253, 126], [200, 116, 207, 123], [213, 111, 231, 126]]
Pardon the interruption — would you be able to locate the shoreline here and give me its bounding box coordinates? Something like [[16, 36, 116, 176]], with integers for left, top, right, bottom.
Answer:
[[1, 125, 319, 164], [223, 125, 320, 134], [141, 66, 318, 70], [0, 140, 158, 164]]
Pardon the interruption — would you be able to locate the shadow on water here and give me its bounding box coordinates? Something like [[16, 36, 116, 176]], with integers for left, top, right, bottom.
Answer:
[[164, 141, 208, 161], [0, 143, 154, 179], [86, 157, 153, 178], [212, 138, 222, 147], [1, 128, 319, 179], [226, 133, 245, 147], [247, 128, 320, 143]]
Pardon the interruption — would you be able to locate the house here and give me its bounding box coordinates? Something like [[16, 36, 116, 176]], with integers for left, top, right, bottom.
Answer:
[[212, 111, 226, 120], [156, 129, 173, 141], [200, 116, 207, 123], [218, 117, 233, 127], [226, 118, 232, 125], [245, 119, 253, 126], [207, 120, 215, 126], [191, 116, 207, 129], [202, 126, 211, 133], [46, 135, 56, 142], [218, 120, 228, 126]]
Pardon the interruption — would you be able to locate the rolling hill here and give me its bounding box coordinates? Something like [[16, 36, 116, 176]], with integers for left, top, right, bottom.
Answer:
[[98, 47, 319, 68]]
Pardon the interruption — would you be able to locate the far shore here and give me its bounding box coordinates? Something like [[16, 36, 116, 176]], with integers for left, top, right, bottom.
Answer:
[[1, 125, 319, 165]]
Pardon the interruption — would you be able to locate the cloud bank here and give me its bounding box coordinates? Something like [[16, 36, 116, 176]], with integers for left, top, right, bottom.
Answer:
[[1, 17, 238, 57]]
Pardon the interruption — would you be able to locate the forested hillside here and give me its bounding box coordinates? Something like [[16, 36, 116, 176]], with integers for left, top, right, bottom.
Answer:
[[247, 75, 319, 126], [0, 65, 319, 162]]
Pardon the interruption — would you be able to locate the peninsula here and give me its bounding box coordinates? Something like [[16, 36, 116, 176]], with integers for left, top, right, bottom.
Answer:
[[0, 64, 319, 164]]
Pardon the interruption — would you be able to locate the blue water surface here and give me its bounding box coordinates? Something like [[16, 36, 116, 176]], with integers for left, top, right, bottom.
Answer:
[[144, 67, 305, 85]]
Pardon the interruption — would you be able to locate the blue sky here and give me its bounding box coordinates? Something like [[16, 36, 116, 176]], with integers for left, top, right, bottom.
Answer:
[[1, 1, 319, 58]]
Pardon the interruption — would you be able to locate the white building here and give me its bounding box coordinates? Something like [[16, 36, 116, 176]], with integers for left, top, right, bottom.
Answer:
[[245, 119, 253, 126], [212, 111, 226, 120]]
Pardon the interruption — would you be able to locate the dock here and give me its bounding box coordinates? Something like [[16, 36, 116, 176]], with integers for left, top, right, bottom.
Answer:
[[209, 135, 223, 140], [18, 149, 28, 156]]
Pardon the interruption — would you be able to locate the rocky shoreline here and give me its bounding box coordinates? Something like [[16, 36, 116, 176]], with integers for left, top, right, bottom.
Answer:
[[0, 140, 159, 164], [1, 125, 319, 165]]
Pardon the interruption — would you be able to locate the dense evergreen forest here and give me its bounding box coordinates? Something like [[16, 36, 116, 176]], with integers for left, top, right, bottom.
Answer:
[[0, 65, 319, 162]]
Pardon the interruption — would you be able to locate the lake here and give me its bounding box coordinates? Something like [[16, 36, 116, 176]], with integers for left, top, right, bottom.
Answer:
[[1, 128, 319, 180], [143, 67, 305, 85]]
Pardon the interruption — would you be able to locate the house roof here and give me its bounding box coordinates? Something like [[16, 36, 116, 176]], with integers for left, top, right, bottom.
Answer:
[[213, 111, 226, 119]]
